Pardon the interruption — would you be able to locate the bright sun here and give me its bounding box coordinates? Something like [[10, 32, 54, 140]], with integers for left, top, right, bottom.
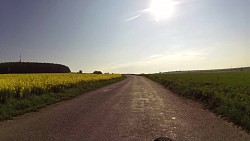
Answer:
[[149, 0, 176, 21]]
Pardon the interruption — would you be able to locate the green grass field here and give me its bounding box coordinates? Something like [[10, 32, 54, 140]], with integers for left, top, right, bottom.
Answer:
[[0, 74, 124, 120], [143, 72, 250, 132]]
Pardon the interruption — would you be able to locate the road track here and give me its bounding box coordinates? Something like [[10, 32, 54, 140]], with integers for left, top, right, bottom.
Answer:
[[0, 75, 249, 141]]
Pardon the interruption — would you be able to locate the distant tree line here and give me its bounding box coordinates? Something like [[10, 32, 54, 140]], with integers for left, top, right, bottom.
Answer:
[[93, 71, 102, 74], [0, 62, 71, 74]]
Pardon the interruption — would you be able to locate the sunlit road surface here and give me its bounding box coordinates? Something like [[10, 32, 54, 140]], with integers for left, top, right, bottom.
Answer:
[[0, 75, 249, 141]]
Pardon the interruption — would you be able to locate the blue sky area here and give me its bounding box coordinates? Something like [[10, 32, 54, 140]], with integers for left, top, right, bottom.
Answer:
[[0, 0, 249, 73]]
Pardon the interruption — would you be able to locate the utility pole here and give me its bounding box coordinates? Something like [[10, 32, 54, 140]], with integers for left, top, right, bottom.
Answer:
[[19, 54, 21, 62]]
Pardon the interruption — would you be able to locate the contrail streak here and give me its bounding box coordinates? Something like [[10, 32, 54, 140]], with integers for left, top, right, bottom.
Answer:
[[125, 15, 141, 22]]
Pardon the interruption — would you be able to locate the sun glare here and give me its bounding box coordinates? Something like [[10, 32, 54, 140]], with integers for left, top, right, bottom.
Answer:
[[149, 0, 176, 21]]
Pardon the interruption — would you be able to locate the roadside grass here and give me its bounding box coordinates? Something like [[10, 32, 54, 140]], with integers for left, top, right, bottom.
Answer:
[[0, 76, 125, 121], [143, 72, 250, 132]]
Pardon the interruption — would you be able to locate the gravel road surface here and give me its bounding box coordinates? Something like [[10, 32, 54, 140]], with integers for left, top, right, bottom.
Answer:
[[0, 75, 249, 141]]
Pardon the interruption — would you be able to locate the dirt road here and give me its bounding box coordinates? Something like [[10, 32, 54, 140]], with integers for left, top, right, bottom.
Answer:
[[0, 75, 249, 141]]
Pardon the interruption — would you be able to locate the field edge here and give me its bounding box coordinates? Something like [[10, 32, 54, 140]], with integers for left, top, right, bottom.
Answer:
[[0, 75, 125, 121], [142, 73, 250, 133]]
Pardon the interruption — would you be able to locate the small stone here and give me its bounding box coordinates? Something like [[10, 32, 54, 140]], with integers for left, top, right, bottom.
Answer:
[[154, 137, 173, 141]]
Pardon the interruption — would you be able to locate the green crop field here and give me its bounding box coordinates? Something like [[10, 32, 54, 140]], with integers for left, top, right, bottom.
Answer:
[[0, 73, 123, 120], [143, 72, 250, 131]]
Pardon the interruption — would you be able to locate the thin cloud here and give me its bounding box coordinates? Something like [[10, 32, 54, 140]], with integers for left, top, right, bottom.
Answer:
[[125, 15, 141, 22], [103, 49, 207, 73]]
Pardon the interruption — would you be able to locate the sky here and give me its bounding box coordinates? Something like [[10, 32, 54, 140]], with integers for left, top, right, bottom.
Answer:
[[0, 0, 249, 73]]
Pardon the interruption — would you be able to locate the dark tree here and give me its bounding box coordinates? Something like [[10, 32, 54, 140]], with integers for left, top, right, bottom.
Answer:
[[0, 62, 71, 74], [93, 71, 102, 74]]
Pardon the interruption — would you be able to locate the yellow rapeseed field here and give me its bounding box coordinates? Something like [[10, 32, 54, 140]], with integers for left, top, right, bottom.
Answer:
[[0, 73, 122, 102]]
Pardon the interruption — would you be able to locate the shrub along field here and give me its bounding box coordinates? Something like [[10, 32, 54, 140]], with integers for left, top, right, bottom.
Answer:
[[0, 73, 123, 120], [143, 72, 250, 132]]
